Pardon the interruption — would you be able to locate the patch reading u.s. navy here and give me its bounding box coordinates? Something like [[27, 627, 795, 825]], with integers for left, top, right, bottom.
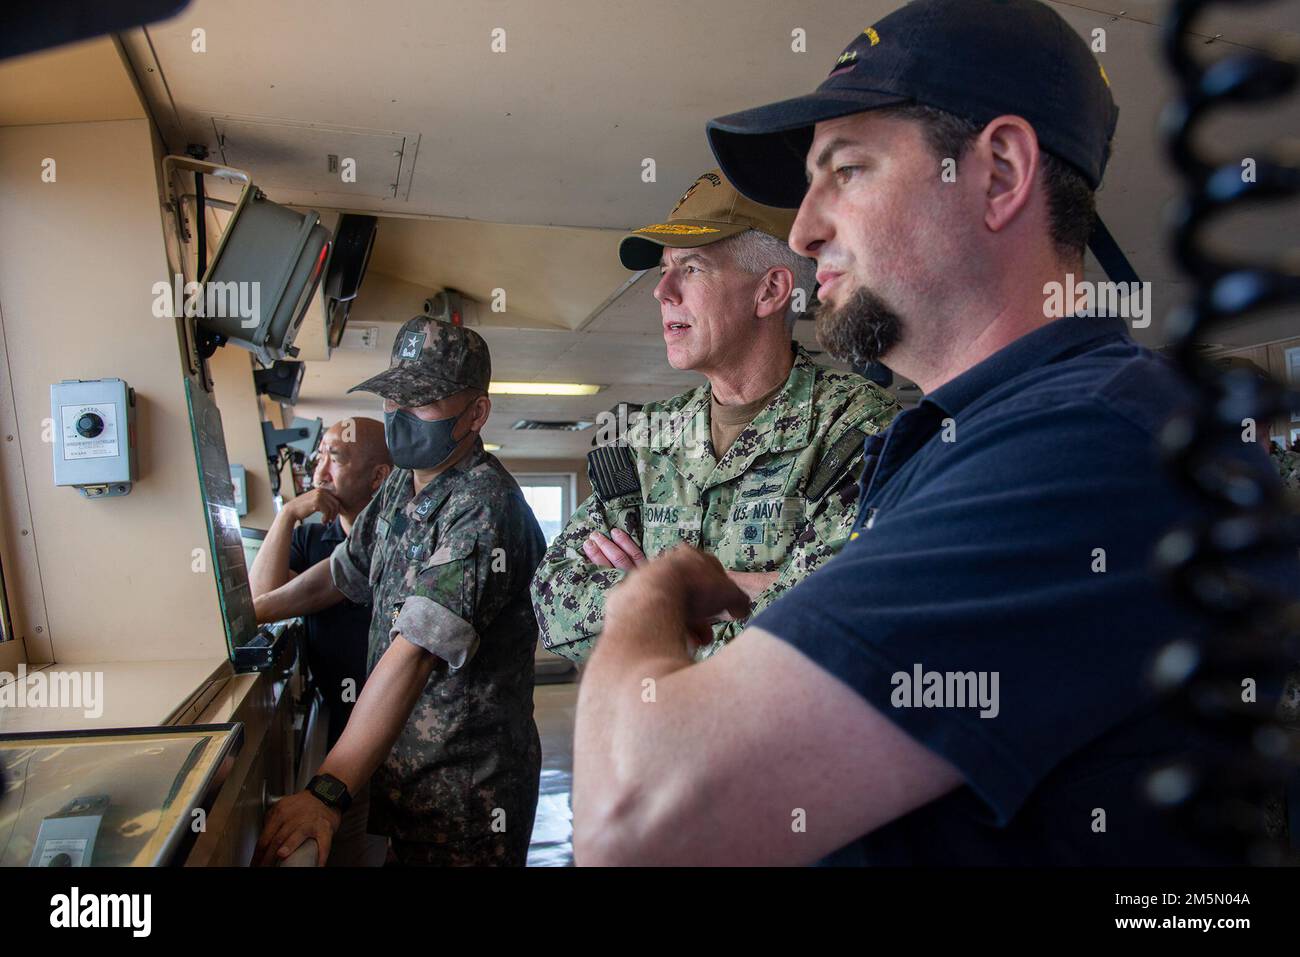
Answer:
[[400, 331, 426, 359], [805, 427, 869, 502]]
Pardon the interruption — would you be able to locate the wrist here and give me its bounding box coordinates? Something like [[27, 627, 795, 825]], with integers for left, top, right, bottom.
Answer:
[[606, 577, 682, 631], [275, 503, 303, 526], [306, 772, 352, 813]]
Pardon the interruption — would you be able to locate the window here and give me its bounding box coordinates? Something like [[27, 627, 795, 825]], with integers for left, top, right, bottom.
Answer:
[[517, 474, 574, 546]]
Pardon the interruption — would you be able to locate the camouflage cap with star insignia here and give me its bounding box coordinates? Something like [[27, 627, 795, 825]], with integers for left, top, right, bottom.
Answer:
[[618, 167, 798, 271], [348, 316, 491, 407]]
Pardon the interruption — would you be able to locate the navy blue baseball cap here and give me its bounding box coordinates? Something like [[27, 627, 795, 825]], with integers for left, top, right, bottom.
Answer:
[[707, 0, 1120, 209]]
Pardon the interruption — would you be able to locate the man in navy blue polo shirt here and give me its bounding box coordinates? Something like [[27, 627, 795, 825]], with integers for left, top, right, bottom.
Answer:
[[569, 0, 1300, 865]]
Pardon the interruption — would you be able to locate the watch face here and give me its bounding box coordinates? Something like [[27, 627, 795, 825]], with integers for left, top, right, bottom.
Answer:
[[315, 778, 343, 801]]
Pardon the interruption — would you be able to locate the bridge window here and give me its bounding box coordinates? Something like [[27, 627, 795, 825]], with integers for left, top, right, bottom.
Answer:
[[517, 475, 574, 546]]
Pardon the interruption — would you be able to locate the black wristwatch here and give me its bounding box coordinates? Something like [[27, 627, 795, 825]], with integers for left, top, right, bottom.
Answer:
[[306, 773, 352, 813]]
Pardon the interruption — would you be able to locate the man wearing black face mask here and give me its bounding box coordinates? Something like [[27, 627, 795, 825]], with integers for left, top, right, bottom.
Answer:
[[252, 317, 547, 867]]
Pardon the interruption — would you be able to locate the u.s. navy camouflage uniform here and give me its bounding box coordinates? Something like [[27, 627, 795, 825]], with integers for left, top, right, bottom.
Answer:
[[531, 345, 900, 661], [330, 440, 545, 865]]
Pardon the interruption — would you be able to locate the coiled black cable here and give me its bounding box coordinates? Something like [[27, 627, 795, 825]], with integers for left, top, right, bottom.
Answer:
[[1148, 0, 1300, 864]]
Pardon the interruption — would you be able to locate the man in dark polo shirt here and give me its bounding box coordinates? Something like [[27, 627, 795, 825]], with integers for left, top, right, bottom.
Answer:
[[250, 417, 393, 749], [288, 521, 372, 748], [569, 0, 1300, 865]]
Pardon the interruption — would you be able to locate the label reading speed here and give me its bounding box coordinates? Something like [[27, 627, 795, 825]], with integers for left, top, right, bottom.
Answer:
[[60, 404, 118, 461]]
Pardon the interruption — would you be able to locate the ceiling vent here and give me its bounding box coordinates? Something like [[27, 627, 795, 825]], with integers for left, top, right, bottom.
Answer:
[[511, 419, 594, 432]]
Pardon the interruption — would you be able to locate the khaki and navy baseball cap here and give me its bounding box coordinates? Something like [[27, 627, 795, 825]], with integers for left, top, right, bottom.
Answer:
[[348, 316, 491, 407], [618, 168, 798, 271]]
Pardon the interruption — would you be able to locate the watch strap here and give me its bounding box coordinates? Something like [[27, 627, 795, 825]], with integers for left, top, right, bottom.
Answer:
[[306, 773, 352, 812]]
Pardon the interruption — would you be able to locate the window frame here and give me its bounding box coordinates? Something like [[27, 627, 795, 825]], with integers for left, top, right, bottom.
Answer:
[[515, 473, 576, 547]]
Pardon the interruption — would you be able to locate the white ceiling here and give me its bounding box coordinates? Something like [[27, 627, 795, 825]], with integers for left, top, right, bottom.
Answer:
[[113, 0, 1300, 458]]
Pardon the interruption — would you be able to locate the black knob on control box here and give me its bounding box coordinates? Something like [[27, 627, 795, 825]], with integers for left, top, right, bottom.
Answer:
[[76, 412, 104, 438]]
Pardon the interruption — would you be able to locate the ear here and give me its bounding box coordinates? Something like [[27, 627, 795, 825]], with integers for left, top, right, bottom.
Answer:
[[466, 393, 492, 433], [754, 266, 794, 322], [371, 463, 392, 492], [979, 115, 1039, 236]]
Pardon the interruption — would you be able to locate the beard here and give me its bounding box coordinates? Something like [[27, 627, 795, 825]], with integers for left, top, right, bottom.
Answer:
[[813, 284, 903, 368]]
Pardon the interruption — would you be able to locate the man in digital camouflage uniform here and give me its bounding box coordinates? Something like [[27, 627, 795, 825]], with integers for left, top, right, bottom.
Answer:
[[254, 317, 545, 867], [531, 169, 900, 662]]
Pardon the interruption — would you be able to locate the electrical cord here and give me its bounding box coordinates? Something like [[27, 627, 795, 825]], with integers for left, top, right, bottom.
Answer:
[[1148, 0, 1300, 864]]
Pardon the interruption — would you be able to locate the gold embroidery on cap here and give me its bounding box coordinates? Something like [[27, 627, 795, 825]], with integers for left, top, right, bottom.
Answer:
[[1098, 62, 1110, 87], [635, 224, 722, 235], [864, 27, 880, 46], [837, 50, 859, 65]]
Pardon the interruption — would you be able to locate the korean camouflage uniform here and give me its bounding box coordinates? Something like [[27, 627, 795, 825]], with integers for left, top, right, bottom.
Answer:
[[531, 345, 900, 661], [331, 440, 545, 865]]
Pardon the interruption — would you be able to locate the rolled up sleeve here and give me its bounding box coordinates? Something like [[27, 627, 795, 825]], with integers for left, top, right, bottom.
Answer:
[[330, 539, 372, 605], [392, 595, 479, 671], [328, 485, 385, 604], [395, 492, 534, 671]]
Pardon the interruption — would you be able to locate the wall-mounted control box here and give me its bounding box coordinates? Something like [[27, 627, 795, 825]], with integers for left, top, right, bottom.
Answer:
[[50, 378, 136, 498]]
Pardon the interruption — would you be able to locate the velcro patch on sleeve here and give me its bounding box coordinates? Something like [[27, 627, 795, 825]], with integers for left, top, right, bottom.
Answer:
[[587, 445, 641, 502], [805, 427, 868, 502]]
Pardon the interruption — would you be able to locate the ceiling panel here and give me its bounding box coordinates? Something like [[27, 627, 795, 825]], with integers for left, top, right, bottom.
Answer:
[[362, 214, 630, 329], [211, 114, 415, 200], [119, 0, 1300, 458], [0, 36, 145, 126], [132, 0, 1298, 243]]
